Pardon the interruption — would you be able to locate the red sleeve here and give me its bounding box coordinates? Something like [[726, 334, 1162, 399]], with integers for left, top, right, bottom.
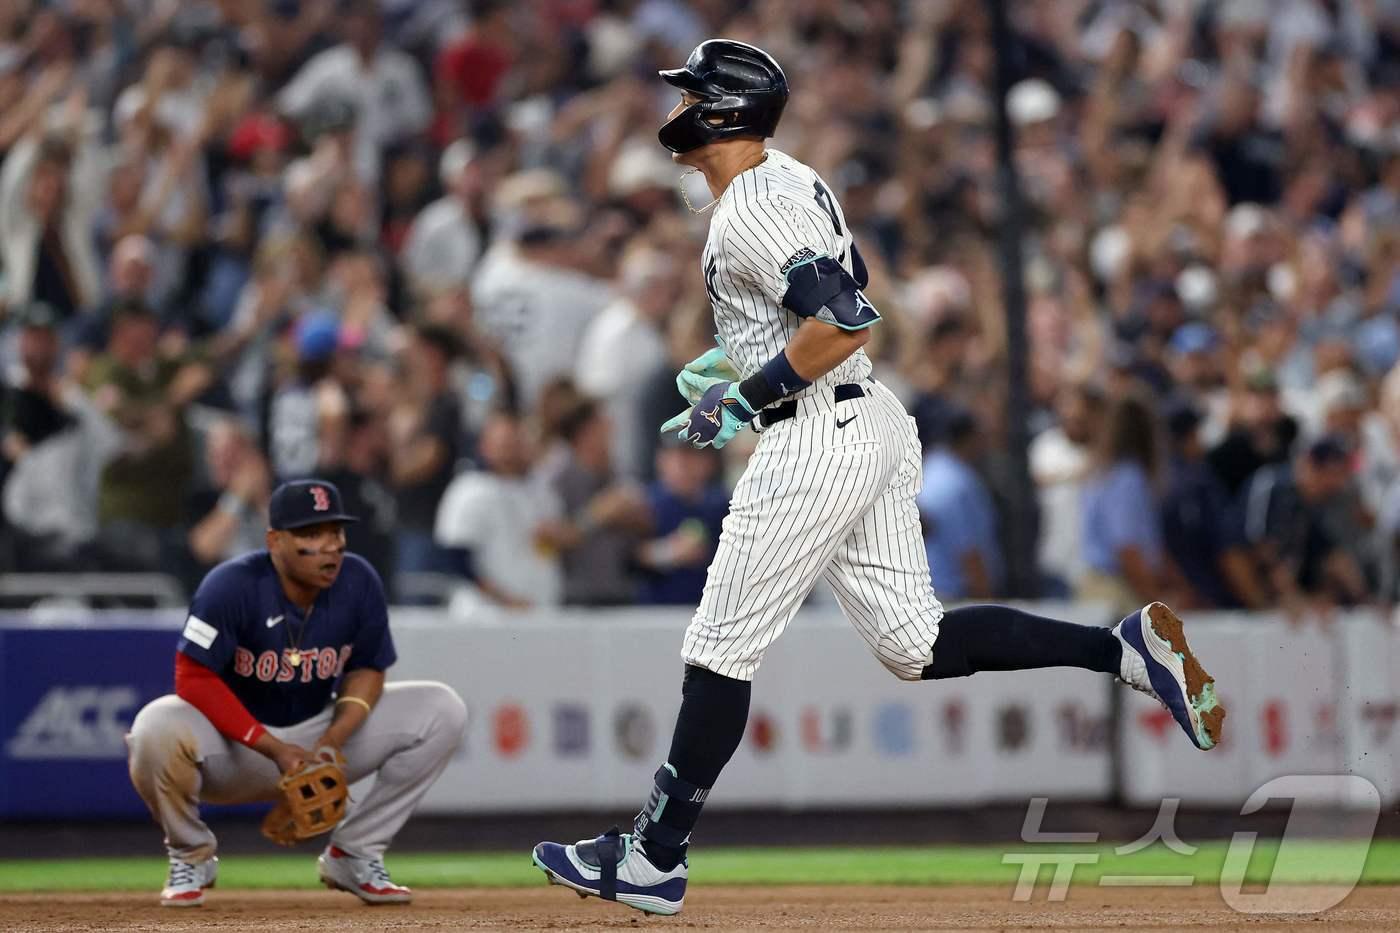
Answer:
[[175, 653, 267, 748]]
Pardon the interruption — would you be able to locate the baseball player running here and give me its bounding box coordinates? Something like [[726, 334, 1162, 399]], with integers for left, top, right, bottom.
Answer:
[[531, 40, 1226, 917], [127, 479, 466, 907]]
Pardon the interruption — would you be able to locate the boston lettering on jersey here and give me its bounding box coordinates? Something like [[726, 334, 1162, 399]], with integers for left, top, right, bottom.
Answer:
[[177, 551, 396, 727]]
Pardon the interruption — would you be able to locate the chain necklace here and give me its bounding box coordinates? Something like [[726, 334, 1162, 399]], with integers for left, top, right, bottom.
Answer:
[[679, 152, 769, 214], [286, 604, 312, 668]]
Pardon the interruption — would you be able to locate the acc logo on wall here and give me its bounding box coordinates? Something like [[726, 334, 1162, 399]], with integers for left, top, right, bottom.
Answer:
[[6, 686, 140, 760]]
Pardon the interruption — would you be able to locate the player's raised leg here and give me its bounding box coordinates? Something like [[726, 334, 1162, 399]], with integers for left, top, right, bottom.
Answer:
[[812, 386, 1225, 749], [805, 385, 1136, 700], [920, 601, 1224, 749], [820, 477, 1226, 751]]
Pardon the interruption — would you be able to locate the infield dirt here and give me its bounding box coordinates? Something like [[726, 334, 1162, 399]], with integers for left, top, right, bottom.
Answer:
[[3, 884, 1400, 931]]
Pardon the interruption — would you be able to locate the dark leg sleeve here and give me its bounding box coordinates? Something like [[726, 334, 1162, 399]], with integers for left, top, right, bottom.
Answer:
[[922, 604, 1121, 680], [634, 664, 751, 870]]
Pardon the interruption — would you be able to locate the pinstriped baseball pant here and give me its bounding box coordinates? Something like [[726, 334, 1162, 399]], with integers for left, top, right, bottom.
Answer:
[[683, 379, 944, 681]]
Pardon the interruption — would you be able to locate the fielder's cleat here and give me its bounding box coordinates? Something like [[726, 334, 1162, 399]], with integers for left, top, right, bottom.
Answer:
[[1114, 602, 1226, 750], [318, 845, 412, 904], [531, 827, 687, 916], [160, 855, 218, 907]]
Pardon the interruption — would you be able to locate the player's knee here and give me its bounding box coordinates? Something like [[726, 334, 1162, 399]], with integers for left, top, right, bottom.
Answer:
[[872, 641, 933, 682], [127, 697, 200, 782], [884, 660, 924, 683], [420, 682, 468, 745], [129, 697, 195, 753]]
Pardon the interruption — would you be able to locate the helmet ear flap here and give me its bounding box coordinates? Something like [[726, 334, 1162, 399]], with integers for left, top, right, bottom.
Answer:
[[658, 102, 713, 153]]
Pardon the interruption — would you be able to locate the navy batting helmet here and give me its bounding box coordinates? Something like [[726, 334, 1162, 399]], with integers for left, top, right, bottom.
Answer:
[[658, 39, 788, 154]]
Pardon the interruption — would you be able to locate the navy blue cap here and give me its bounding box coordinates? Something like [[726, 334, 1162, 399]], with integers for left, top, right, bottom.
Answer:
[[268, 479, 359, 530]]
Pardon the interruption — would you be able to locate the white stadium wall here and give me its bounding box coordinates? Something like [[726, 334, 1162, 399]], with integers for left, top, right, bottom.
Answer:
[[1, 604, 1396, 817]]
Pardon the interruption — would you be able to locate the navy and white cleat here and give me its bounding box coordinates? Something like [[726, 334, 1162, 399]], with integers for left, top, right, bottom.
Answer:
[[1114, 602, 1225, 750], [531, 827, 687, 916]]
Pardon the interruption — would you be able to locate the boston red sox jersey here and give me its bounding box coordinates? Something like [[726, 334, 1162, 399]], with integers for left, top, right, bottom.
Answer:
[[700, 148, 873, 397], [680, 148, 944, 683], [177, 551, 396, 726]]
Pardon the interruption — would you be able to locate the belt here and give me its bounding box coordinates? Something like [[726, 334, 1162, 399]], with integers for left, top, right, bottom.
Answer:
[[758, 383, 866, 428]]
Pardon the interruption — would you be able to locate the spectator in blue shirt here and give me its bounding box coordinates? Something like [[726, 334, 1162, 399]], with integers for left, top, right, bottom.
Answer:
[[636, 435, 729, 605], [916, 407, 1002, 600], [1078, 393, 1165, 612]]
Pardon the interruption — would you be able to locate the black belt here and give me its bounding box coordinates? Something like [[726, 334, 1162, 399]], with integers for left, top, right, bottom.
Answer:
[[758, 383, 866, 428]]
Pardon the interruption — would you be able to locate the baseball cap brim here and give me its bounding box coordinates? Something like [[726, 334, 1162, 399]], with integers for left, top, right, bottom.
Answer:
[[273, 513, 359, 530]]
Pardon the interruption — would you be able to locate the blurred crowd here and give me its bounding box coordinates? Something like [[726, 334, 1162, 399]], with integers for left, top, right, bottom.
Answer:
[[0, 0, 1398, 617]]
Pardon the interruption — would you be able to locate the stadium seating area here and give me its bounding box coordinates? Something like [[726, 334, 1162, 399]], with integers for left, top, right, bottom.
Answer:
[[0, 0, 1398, 615]]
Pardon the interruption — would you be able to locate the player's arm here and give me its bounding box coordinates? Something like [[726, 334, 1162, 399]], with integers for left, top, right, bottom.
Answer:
[[737, 194, 881, 397], [670, 253, 877, 448], [783, 317, 872, 383], [174, 652, 266, 747], [315, 668, 384, 751], [174, 653, 310, 773]]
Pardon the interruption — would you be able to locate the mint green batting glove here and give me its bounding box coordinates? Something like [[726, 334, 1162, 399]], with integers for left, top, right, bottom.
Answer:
[[676, 367, 729, 404], [677, 337, 740, 403], [684, 346, 740, 379], [660, 407, 693, 435]]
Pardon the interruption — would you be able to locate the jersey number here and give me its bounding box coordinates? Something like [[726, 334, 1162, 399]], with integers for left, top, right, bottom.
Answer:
[[813, 181, 842, 237]]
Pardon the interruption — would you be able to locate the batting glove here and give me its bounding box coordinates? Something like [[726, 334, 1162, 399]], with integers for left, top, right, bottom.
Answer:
[[671, 381, 755, 450], [676, 338, 740, 404], [676, 367, 728, 405], [660, 406, 695, 436]]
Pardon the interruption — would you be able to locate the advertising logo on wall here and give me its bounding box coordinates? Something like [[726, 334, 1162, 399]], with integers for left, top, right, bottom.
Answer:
[[0, 624, 178, 817], [6, 685, 141, 760]]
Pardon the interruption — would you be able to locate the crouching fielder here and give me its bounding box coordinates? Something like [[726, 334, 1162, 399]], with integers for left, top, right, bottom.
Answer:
[[127, 479, 466, 907]]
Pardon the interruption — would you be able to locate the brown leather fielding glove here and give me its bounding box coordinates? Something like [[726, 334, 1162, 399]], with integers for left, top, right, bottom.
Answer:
[[260, 748, 348, 847]]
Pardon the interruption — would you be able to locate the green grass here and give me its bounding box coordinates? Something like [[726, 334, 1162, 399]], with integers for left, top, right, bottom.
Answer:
[[0, 841, 1397, 893]]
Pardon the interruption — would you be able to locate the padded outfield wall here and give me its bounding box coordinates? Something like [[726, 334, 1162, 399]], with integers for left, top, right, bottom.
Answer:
[[1, 604, 1396, 817]]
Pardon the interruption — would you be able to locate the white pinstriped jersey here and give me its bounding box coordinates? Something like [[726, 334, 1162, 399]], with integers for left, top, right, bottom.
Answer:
[[701, 149, 873, 398], [679, 150, 943, 684]]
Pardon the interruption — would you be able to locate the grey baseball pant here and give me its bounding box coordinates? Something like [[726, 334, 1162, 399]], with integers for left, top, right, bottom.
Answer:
[[126, 681, 466, 862]]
